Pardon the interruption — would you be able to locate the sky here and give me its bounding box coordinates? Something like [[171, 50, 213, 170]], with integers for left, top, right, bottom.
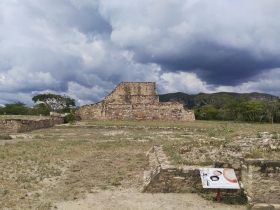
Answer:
[[0, 0, 280, 107]]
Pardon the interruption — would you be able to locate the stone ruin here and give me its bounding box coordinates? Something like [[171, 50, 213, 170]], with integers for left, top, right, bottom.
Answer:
[[76, 82, 195, 121], [0, 112, 64, 134], [143, 146, 280, 209]]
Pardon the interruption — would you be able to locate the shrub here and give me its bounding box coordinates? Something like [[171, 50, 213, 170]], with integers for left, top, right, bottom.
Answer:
[[0, 134, 12, 140], [64, 113, 75, 124]]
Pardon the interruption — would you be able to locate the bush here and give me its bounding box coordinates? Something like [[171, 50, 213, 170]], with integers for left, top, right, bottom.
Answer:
[[0, 106, 4, 115], [64, 113, 75, 124], [0, 134, 12, 140]]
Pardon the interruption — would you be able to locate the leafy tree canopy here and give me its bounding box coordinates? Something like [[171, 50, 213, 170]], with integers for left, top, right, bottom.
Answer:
[[0, 105, 4, 114], [32, 103, 51, 116], [32, 93, 76, 112], [3, 101, 28, 115]]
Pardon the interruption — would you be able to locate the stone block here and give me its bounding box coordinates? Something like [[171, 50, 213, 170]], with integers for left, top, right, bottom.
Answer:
[[273, 204, 280, 210], [252, 203, 275, 210]]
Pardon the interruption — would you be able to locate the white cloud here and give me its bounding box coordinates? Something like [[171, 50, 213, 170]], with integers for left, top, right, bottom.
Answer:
[[158, 72, 209, 94], [0, 68, 60, 92], [209, 68, 280, 96], [0, 0, 280, 106]]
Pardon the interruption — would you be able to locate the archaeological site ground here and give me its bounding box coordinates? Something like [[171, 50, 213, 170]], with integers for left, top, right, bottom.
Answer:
[[0, 83, 279, 209], [0, 118, 280, 210]]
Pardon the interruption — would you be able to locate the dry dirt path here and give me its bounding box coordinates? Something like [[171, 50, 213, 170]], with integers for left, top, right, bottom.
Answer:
[[54, 187, 246, 210]]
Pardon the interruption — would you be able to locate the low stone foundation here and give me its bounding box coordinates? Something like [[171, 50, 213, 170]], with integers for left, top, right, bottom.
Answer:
[[242, 159, 280, 209], [142, 145, 201, 193], [0, 113, 64, 134], [143, 145, 280, 209]]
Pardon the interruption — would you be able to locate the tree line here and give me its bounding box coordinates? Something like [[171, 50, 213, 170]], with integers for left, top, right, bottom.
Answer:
[[194, 95, 280, 123], [0, 93, 76, 116], [1, 92, 280, 124]]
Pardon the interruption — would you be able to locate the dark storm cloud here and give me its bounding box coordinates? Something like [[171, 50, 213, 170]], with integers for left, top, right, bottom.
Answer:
[[22, 1, 112, 36], [70, 7, 112, 35], [1, 0, 280, 106], [102, 0, 280, 86], [151, 42, 280, 86]]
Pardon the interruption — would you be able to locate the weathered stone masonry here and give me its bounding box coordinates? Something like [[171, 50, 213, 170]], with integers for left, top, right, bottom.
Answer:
[[76, 82, 195, 121], [143, 146, 280, 209], [241, 159, 280, 207], [0, 113, 64, 134]]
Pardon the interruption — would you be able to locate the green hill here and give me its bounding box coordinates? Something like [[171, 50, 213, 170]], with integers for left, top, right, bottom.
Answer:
[[159, 92, 278, 109]]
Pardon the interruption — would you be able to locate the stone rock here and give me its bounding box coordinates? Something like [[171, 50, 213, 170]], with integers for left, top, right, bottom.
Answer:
[[179, 146, 191, 154], [252, 203, 275, 210]]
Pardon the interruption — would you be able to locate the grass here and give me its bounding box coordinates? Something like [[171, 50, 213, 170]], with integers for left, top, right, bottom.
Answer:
[[0, 115, 48, 120], [162, 121, 280, 165], [0, 119, 280, 209]]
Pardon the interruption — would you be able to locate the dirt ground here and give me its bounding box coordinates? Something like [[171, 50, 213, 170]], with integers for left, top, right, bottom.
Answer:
[[45, 149, 246, 210], [3, 120, 271, 209], [54, 188, 246, 210], [41, 148, 245, 210]]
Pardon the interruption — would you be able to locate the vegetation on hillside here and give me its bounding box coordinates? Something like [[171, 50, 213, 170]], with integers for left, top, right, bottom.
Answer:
[[1, 91, 280, 123], [160, 92, 280, 123], [0, 94, 76, 116]]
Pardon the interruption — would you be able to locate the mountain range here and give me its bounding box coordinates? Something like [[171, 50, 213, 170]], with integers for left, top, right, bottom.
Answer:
[[158, 92, 278, 109]]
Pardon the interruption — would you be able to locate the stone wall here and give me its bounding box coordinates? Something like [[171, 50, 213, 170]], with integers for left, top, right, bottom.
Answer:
[[143, 146, 280, 209], [0, 114, 64, 134], [142, 145, 202, 193], [76, 82, 195, 122], [104, 82, 159, 104], [241, 159, 280, 209]]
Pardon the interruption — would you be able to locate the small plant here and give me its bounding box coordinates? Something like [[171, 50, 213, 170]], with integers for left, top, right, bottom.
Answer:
[[64, 113, 75, 124], [211, 140, 223, 147], [3, 189, 9, 196], [101, 185, 108, 190], [272, 133, 278, 139], [246, 203, 252, 210], [109, 177, 121, 186], [16, 136, 24, 139], [208, 131, 215, 137], [0, 154, 5, 159], [34, 135, 44, 139], [0, 134, 12, 140]]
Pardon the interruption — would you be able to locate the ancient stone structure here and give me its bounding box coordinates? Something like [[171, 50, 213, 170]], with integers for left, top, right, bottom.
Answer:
[[143, 146, 280, 209], [241, 159, 280, 209], [141, 145, 202, 193], [76, 82, 195, 121], [0, 113, 64, 134]]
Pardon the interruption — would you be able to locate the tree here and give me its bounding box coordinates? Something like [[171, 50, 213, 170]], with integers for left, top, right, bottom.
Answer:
[[260, 99, 280, 124], [222, 97, 247, 121], [3, 101, 28, 115], [32, 93, 76, 112], [194, 105, 218, 120], [31, 103, 51, 116], [238, 101, 263, 122], [0, 105, 4, 114], [195, 93, 234, 108]]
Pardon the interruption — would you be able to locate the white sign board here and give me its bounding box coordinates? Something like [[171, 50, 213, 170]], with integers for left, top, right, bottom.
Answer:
[[199, 168, 240, 189]]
